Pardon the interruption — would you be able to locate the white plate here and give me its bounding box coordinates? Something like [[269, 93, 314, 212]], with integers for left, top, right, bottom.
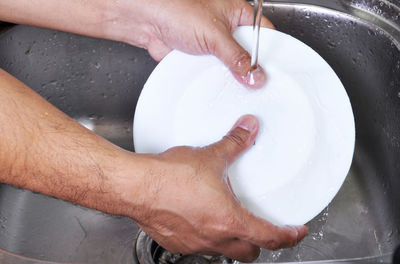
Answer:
[[133, 26, 355, 226]]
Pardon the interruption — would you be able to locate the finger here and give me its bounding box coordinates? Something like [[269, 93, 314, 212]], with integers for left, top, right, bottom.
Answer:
[[238, 208, 308, 250], [261, 16, 275, 29], [238, 1, 275, 29], [147, 38, 172, 61], [217, 239, 260, 263], [212, 29, 267, 89], [209, 115, 259, 165]]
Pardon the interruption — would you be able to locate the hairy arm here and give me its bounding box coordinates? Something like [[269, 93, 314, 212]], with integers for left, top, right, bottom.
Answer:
[[0, 69, 306, 261], [0, 1, 306, 260], [0, 68, 143, 215], [0, 0, 115, 41]]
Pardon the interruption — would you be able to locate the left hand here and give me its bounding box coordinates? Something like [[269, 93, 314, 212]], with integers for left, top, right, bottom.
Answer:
[[0, 0, 273, 88], [112, 0, 274, 88]]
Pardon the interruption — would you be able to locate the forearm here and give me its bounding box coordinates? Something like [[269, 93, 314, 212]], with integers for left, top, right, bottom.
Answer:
[[0, 0, 149, 46], [0, 68, 147, 216]]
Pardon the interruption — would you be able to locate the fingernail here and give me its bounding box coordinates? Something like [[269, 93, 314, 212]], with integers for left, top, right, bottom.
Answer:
[[243, 66, 267, 89], [234, 115, 259, 132]]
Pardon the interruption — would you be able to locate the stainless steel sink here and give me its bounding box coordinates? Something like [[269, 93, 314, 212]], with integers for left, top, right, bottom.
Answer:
[[0, 0, 399, 263]]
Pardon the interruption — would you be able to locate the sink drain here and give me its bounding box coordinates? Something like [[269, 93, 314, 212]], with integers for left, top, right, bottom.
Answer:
[[134, 230, 236, 264]]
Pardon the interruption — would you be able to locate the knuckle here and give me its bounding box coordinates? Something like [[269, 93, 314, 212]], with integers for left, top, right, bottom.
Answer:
[[238, 1, 253, 18], [281, 227, 299, 248], [224, 128, 250, 148], [263, 227, 299, 250], [263, 239, 280, 250], [209, 216, 242, 239], [212, 221, 232, 236], [229, 51, 251, 73]]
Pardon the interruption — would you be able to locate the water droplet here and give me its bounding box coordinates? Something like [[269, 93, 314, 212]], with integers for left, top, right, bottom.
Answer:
[[88, 114, 97, 120], [271, 250, 282, 261], [368, 29, 376, 36], [311, 230, 324, 240], [328, 41, 337, 48]]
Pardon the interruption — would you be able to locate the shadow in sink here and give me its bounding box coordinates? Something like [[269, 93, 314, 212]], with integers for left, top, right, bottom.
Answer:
[[0, 0, 399, 263]]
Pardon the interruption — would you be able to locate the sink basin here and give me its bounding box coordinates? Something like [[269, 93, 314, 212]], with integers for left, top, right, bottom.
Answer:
[[0, 0, 399, 263]]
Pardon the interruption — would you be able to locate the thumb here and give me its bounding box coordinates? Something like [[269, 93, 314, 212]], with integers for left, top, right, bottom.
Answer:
[[213, 31, 267, 89], [210, 115, 259, 165]]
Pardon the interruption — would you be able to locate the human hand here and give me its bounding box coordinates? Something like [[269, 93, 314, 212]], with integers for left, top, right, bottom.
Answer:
[[1, 0, 271, 88], [114, 0, 273, 88], [0, 66, 307, 261], [118, 115, 308, 262]]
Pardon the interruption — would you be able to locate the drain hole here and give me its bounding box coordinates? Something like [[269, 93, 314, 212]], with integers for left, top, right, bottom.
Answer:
[[152, 243, 181, 264], [135, 230, 235, 264], [175, 255, 212, 264]]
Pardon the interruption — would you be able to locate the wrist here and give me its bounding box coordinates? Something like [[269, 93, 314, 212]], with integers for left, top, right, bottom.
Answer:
[[100, 150, 160, 220], [101, 0, 156, 48]]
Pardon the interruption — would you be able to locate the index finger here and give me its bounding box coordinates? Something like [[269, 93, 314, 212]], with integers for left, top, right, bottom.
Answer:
[[236, 206, 308, 250]]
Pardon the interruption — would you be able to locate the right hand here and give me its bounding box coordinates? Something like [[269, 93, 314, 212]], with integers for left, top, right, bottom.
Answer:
[[116, 115, 308, 262], [0, 67, 307, 262]]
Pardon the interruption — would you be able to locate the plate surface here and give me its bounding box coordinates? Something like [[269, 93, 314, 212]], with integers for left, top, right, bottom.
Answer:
[[133, 26, 355, 225]]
